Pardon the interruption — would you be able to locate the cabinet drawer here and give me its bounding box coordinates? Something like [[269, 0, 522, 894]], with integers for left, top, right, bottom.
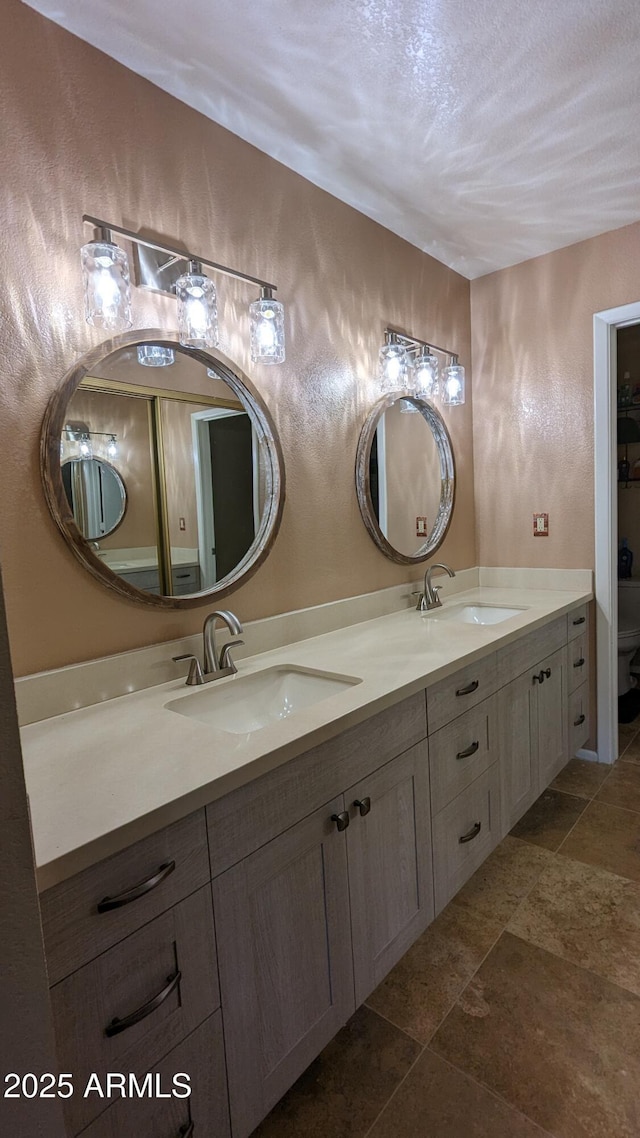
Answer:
[[77, 1011, 230, 1138], [568, 631, 589, 694], [568, 604, 589, 641], [207, 693, 427, 877], [432, 764, 501, 914], [119, 568, 161, 591], [569, 681, 590, 754], [41, 810, 209, 985], [496, 616, 566, 687], [429, 697, 497, 814], [426, 654, 498, 734], [52, 886, 218, 1135], [171, 565, 201, 594]]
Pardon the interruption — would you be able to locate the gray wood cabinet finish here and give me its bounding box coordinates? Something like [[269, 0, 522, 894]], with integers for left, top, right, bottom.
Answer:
[[42, 810, 210, 984], [51, 886, 218, 1134], [432, 763, 501, 913], [428, 698, 496, 814], [568, 604, 589, 641], [213, 797, 355, 1138], [498, 670, 538, 834], [78, 1012, 230, 1138], [496, 615, 566, 688], [535, 646, 569, 791], [569, 680, 590, 755], [346, 741, 434, 1005], [206, 692, 427, 877], [568, 629, 589, 693], [426, 653, 499, 734]]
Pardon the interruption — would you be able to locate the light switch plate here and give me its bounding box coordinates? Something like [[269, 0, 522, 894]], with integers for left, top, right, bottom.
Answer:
[[533, 513, 549, 536], [416, 516, 428, 536]]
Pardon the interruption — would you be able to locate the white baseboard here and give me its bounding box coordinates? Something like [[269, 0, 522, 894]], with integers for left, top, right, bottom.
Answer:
[[576, 747, 606, 764]]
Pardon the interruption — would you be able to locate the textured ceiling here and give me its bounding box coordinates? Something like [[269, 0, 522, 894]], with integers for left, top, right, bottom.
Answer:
[[23, 0, 640, 277]]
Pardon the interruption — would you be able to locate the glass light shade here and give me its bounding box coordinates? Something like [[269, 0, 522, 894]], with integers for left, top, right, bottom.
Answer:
[[413, 348, 440, 401], [137, 344, 175, 367], [176, 270, 218, 349], [379, 342, 411, 393], [81, 241, 132, 331], [107, 436, 118, 459], [249, 294, 285, 364], [399, 398, 418, 414], [442, 363, 466, 405], [78, 434, 93, 458]]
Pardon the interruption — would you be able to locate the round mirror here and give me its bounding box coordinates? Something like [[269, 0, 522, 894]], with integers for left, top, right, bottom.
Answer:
[[41, 330, 285, 608], [61, 457, 127, 540], [355, 395, 455, 563]]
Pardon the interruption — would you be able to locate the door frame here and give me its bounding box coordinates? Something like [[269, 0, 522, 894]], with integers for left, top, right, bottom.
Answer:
[[594, 299, 640, 764]]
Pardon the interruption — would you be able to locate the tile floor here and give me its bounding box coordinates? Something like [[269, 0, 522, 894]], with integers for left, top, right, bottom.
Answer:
[[252, 749, 640, 1138]]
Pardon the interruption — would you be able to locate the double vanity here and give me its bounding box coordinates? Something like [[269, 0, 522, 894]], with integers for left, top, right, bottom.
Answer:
[[20, 580, 592, 1138]]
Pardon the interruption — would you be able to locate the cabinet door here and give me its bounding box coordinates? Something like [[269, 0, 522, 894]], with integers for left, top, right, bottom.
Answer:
[[534, 646, 568, 790], [432, 764, 501, 913], [346, 741, 433, 1006], [498, 672, 537, 834], [213, 797, 354, 1138]]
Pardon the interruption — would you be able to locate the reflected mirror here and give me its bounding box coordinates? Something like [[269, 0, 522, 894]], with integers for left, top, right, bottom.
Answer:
[[356, 395, 455, 563], [41, 331, 285, 608]]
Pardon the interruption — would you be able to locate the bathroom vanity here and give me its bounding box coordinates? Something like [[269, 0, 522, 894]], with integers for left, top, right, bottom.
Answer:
[[21, 586, 591, 1138]]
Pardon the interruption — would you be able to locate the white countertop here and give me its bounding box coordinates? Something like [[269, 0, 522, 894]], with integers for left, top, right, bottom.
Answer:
[[21, 585, 591, 891]]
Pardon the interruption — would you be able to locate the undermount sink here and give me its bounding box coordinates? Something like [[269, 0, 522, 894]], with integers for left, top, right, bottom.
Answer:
[[428, 603, 528, 625], [165, 664, 362, 735]]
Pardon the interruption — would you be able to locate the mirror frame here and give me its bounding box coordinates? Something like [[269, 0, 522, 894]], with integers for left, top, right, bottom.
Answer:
[[41, 329, 286, 609], [355, 394, 455, 564], [61, 456, 128, 541]]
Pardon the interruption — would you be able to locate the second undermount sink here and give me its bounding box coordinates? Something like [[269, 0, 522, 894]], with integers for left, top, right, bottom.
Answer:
[[428, 603, 528, 625], [165, 665, 362, 735]]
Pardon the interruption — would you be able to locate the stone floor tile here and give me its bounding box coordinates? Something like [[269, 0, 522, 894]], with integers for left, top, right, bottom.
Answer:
[[431, 933, 640, 1138], [508, 855, 640, 995], [550, 758, 609, 799], [366, 902, 501, 1043], [453, 835, 554, 924], [560, 800, 640, 883], [618, 731, 640, 763], [595, 760, 640, 813], [509, 789, 587, 851], [368, 1049, 550, 1138], [251, 1005, 420, 1138]]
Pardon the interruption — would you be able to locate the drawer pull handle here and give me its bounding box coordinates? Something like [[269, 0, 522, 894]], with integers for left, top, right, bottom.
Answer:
[[456, 741, 480, 760], [175, 573, 190, 580], [354, 797, 371, 816], [574, 713, 586, 726], [331, 811, 350, 832], [179, 1124, 194, 1138], [533, 671, 546, 684], [456, 680, 479, 696], [572, 616, 586, 626], [573, 657, 585, 669], [105, 970, 181, 1037], [459, 821, 482, 844], [97, 861, 176, 913]]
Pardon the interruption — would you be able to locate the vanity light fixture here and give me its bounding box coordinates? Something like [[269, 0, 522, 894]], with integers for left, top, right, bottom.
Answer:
[[379, 328, 465, 406], [78, 434, 92, 458], [136, 344, 175, 367], [107, 435, 118, 459], [63, 423, 119, 459], [81, 216, 285, 363]]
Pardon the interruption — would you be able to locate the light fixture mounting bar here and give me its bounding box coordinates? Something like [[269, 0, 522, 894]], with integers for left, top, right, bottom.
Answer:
[[385, 327, 458, 361], [82, 215, 277, 292]]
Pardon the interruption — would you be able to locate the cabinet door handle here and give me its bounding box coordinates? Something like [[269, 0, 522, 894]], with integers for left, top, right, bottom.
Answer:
[[178, 1124, 194, 1138], [456, 741, 480, 760], [572, 615, 586, 626], [544, 668, 551, 678], [97, 861, 176, 913], [353, 797, 371, 816], [533, 671, 546, 684], [175, 573, 190, 580], [105, 970, 181, 1037], [459, 821, 482, 844], [573, 657, 585, 669], [574, 713, 586, 726], [331, 811, 350, 832], [456, 680, 479, 696]]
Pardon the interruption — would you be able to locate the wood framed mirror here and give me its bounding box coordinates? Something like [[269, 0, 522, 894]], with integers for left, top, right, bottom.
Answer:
[[355, 394, 455, 564], [41, 329, 285, 608]]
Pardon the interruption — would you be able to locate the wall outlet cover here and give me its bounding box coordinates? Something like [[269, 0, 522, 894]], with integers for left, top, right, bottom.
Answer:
[[416, 516, 428, 536], [533, 513, 549, 536]]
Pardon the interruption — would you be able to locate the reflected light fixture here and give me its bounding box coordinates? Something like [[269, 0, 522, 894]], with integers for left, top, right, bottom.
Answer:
[[249, 286, 285, 364], [80, 226, 132, 332], [107, 435, 118, 459], [80, 215, 285, 365], [378, 331, 412, 393], [442, 356, 466, 405], [78, 434, 92, 458], [378, 327, 465, 405], [137, 344, 175, 367]]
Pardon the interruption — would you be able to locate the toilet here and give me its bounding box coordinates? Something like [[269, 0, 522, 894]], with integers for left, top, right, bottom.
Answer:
[[618, 579, 640, 695]]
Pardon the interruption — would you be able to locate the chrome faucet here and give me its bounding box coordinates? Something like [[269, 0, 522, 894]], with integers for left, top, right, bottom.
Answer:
[[416, 563, 456, 611], [173, 609, 244, 686]]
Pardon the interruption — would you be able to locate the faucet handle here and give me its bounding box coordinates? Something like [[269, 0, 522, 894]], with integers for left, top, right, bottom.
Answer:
[[219, 639, 244, 673], [172, 654, 205, 686]]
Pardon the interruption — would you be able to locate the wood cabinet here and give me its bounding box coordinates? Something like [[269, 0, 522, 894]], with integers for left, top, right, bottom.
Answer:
[[534, 646, 569, 790], [432, 763, 501, 912]]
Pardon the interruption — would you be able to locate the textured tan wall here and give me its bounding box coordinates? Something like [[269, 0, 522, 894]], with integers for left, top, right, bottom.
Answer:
[[471, 222, 640, 569], [0, 0, 474, 675]]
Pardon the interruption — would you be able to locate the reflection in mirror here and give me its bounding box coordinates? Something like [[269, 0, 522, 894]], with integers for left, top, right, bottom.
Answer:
[[61, 458, 126, 540], [41, 332, 284, 607], [356, 395, 455, 564]]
